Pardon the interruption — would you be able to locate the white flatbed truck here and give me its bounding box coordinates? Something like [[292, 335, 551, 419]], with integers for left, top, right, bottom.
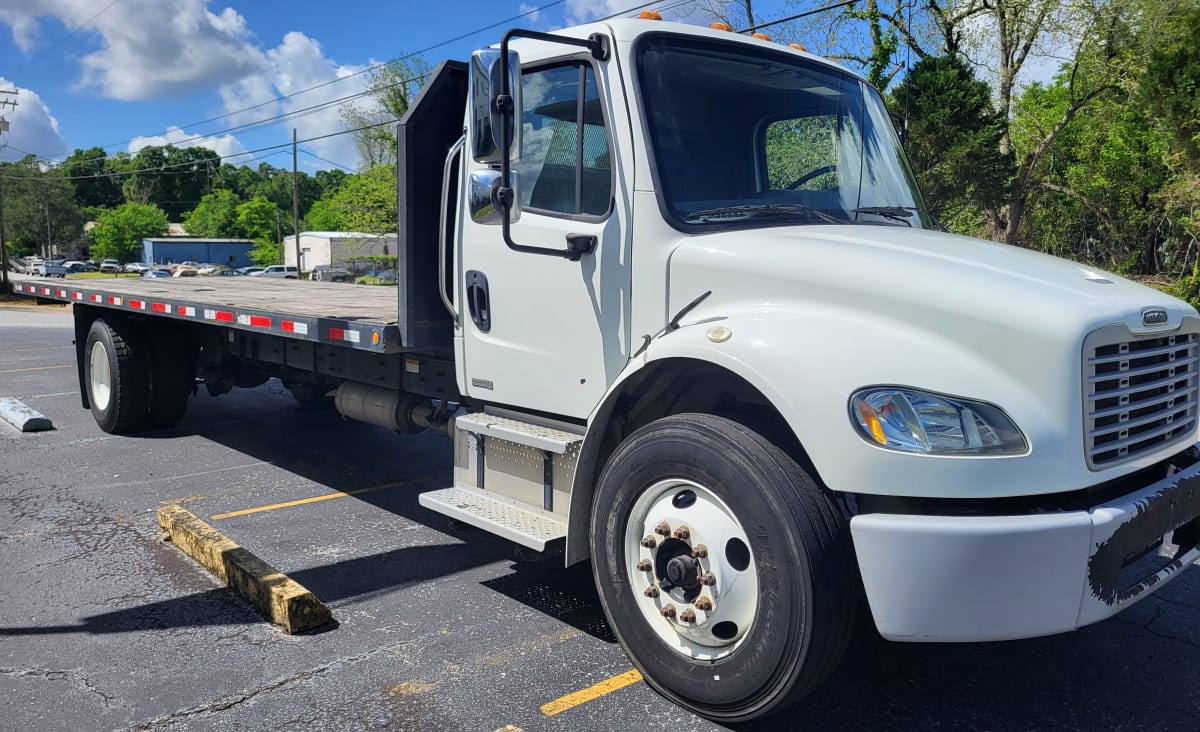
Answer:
[[13, 17, 1200, 723]]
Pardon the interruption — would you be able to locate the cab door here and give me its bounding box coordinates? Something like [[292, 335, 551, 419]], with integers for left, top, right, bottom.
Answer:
[[455, 58, 631, 419]]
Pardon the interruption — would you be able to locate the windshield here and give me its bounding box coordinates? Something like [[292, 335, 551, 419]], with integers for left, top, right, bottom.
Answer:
[[635, 35, 933, 230]]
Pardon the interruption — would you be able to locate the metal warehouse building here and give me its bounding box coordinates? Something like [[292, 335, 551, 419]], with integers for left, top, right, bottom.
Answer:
[[140, 238, 255, 268]]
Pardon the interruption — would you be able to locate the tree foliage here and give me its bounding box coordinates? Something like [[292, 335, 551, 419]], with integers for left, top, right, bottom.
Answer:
[[91, 202, 168, 262], [183, 189, 242, 238], [891, 55, 1012, 228], [340, 57, 432, 169]]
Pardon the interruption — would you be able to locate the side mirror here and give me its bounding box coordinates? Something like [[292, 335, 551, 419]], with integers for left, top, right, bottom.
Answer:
[[468, 170, 520, 225], [469, 48, 522, 164]]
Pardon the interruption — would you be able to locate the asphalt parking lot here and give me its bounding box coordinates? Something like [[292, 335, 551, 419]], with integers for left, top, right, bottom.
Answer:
[[2, 302, 1200, 731]]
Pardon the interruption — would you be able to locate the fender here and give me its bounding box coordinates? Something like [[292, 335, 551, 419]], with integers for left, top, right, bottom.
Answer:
[[565, 302, 1081, 564]]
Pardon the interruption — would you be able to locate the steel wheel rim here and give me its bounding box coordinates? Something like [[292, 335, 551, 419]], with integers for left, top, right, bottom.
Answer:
[[624, 478, 758, 660], [89, 340, 112, 411]]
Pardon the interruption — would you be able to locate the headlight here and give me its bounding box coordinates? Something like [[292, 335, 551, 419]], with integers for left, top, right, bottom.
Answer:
[[849, 387, 1028, 455]]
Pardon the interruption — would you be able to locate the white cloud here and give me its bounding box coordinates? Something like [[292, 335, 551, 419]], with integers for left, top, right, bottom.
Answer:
[[0, 77, 68, 162], [127, 125, 248, 161], [0, 0, 268, 100], [214, 31, 369, 169]]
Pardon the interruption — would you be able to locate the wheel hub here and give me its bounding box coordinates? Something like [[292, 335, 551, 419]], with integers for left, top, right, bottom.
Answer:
[[625, 479, 758, 660]]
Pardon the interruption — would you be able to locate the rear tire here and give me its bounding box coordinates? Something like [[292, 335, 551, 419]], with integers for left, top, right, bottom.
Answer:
[[85, 319, 149, 434], [146, 328, 195, 429], [590, 413, 857, 723]]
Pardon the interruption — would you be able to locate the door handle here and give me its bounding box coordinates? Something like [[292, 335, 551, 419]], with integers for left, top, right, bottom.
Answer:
[[465, 270, 491, 333]]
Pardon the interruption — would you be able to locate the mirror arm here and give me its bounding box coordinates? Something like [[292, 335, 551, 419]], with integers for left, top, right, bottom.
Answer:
[[495, 29, 610, 261]]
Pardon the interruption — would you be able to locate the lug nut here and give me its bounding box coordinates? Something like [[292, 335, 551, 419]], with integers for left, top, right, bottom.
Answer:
[[636, 559, 653, 572], [643, 585, 660, 598], [695, 596, 714, 612], [641, 535, 658, 548], [699, 572, 716, 586], [660, 604, 676, 619], [691, 544, 708, 559], [673, 525, 691, 540], [654, 520, 672, 536], [680, 608, 697, 623]]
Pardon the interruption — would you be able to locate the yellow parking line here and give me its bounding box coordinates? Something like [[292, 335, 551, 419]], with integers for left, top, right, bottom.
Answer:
[[539, 669, 643, 717], [210, 476, 435, 520], [0, 364, 73, 374]]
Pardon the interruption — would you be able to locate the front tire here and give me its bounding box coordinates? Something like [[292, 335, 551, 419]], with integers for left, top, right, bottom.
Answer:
[[590, 414, 857, 723], [85, 319, 149, 434]]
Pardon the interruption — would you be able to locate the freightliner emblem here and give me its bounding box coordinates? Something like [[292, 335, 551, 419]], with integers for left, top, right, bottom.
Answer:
[[1143, 308, 1169, 326]]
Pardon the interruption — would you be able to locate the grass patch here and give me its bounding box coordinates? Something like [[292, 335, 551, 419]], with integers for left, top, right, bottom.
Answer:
[[353, 275, 397, 286], [66, 271, 143, 279]]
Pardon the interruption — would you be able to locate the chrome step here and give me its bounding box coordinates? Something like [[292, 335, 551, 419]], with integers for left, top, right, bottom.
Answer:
[[419, 486, 567, 551], [454, 412, 583, 454]]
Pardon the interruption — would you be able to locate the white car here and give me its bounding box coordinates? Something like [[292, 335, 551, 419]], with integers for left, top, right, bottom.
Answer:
[[99, 259, 122, 273], [249, 265, 299, 279], [123, 262, 151, 273]]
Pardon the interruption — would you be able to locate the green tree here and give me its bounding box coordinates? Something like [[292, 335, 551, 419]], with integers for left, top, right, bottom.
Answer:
[[62, 147, 124, 209], [91, 202, 168, 262], [122, 145, 220, 220], [183, 189, 242, 238], [0, 156, 85, 257], [303, 197, 343, 231], [323, 165, 398, 233], [340, 56, 432, 168], [1143, 4, 1200, 163], [890, 55, 1013, 229], [236, 196, 284, 240]]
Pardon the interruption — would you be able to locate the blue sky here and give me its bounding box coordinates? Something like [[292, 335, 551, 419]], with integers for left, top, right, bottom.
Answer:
[[0, 0, 802, 172]]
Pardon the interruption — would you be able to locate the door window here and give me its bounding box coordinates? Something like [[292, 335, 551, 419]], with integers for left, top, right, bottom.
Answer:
[[517, 63, 612, 217]]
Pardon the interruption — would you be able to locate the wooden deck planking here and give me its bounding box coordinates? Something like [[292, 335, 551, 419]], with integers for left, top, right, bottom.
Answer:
[[10, 275, 399, 325]]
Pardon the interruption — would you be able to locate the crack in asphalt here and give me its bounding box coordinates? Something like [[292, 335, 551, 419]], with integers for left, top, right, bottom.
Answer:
[[120, 637, 427, 731], [1, 666, 116, 705]]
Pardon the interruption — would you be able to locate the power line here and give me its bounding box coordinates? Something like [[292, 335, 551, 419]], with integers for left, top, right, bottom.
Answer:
[[90, 0, 569, 153], [300, 149, 355, 173], [0, 119, 396, 182]]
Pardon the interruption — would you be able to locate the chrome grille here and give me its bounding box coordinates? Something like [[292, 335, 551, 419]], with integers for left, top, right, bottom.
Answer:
[[1084, 323, 1200, 469]]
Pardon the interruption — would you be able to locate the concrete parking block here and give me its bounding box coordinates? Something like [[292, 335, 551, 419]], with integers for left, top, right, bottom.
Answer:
[[157, 505, 332, 634], [0, 397, 53, 431]]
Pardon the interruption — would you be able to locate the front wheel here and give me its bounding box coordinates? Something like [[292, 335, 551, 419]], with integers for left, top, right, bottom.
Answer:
[[590, 414, 857, 723]]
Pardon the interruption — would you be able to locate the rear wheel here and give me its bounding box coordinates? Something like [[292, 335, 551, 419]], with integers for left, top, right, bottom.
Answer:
[[146, 328, 196, 428], [590, 414, 857, 723], [85, 319, 149, 434]]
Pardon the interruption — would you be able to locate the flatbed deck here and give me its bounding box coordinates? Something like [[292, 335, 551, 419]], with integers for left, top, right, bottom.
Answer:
[[8, 274, 404, 354]]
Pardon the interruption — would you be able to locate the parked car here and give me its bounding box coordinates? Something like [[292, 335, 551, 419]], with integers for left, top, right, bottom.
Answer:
[[249, 265, 299, 279], [123, 262, 151, 273], [171, 266, 198, 277], [212, 269, 243, 276], [99, 259, 122, 273], [309, 265, 355, 282], [32, 260, 67, 277], [142, 269, 171, 279], [168, 260, 201, 274], [197, 263, 230, 276], [236, 266, 264, 276]]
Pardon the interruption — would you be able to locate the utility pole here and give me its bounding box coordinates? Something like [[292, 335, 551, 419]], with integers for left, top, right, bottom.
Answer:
[[292, 129, 301, 274], [0, 89, 18, 294]]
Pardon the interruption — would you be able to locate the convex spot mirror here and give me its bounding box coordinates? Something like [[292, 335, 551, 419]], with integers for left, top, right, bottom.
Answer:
[[469, 170, 521, 225], [469, 49, 522, 164]]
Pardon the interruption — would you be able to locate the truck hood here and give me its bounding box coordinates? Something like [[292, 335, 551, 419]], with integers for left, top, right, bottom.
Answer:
[[667, 225, 1193, 338], [664, 224, 1200, 493]]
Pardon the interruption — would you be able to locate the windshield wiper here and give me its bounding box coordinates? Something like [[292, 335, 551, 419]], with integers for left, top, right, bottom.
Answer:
[[685, 203, 845, 225], [851, 206, 916, 226]]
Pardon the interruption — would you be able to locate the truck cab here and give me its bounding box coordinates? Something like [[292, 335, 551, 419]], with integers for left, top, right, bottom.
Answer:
[[427, 17, 1200, 721]]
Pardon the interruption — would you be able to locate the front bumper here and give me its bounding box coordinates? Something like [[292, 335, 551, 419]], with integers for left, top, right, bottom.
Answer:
[[851, 448, 1200, 642]]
